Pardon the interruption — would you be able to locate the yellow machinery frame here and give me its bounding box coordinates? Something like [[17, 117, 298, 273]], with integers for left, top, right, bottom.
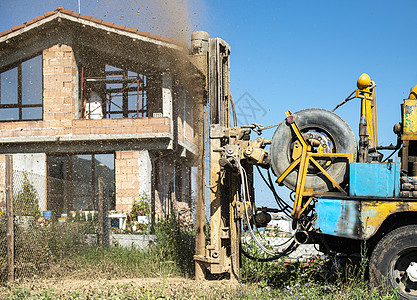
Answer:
[[276, 111, 354, 219]]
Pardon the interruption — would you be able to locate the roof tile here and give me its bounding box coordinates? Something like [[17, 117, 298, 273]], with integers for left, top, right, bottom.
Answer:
[[125, 27, 138, 34], [60, 9, 73, 15], [112, 24, 126, 30], [43, 11, 56, 17], [33, 16, 44, 21], [138, 30, 151, 37], [0, 29, 12, 36], [24, 20, 35, 26], [102, 21, 114, 27], [11, 24, 25, 31], [90, 17, 103, 24], [79, 15, 92, 21]]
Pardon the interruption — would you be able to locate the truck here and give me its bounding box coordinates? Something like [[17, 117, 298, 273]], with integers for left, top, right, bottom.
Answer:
[[189, 31, 417, 299]]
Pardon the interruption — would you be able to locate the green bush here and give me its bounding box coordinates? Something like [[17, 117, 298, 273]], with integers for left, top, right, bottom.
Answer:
[[154, 213, 195, 277]]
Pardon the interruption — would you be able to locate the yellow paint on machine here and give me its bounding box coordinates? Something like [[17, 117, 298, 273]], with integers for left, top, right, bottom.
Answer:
[[403, 99, 417, 134], [361, 201, 417, 239]]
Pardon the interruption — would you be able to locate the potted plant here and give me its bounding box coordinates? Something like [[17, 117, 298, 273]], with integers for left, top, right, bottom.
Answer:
[[130, 194, 150, 229]]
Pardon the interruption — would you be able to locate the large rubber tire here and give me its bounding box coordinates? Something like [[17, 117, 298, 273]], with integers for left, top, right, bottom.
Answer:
[[369, 225, 417, 299], [270, 108, 357, 192]]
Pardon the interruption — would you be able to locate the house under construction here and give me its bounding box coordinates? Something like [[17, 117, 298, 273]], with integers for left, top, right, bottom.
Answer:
[[0, 7, 205, 224]]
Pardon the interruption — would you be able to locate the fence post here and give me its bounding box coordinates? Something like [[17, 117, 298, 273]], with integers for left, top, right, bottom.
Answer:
[[101, 178, 109, 247], [5, 155, 14, 282], [97, 177, 103, 246]]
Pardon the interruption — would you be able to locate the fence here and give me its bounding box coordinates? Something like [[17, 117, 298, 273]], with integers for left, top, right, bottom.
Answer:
[[0, 155, 155, 283], [1, 154, 320, 283]]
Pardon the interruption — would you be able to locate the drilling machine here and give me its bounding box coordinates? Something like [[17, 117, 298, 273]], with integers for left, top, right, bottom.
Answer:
[[190, 32, 417, 299]]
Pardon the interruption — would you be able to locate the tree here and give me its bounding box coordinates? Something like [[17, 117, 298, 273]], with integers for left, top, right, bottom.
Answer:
[[14, 173, 40, 217]]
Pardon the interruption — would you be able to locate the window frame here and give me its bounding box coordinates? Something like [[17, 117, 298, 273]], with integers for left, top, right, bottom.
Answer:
[[81, 64, 148, 119], [0, 53, 43, 122], [47, 152, 116, 213]]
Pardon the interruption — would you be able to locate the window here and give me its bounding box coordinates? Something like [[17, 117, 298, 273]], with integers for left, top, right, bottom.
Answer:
[[82, 65, 147, 119], [47, 153, 115, 215], [0, 55, 42, 121]]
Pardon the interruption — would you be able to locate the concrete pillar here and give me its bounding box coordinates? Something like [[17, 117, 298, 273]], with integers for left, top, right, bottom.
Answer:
[[162, 72, 173, 132], [138, 150, 152, 198], [12, 153, 47, 211]]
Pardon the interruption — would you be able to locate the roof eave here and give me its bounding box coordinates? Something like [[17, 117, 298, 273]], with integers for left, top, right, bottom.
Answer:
[[0, 12, 188, 52]]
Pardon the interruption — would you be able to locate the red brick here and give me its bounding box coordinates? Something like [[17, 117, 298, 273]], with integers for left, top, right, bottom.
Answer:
[[132, 118, 149, 125], [73, 127, 90, 135], [86, 119, 103, 127], [148, 117, 165, 125], [135, 125, 152, 133], [152, 124, 170, 133], [73, 119, 88, 127], [120, 126, 136, 134], [60, 120, 72, 127], [89, 127, 106, 135], [105, 127, 123, 134]]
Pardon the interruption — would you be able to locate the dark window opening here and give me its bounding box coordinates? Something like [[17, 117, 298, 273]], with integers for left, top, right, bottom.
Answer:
[[81, 64, 147, 119], [47, 153, 115, 217], [0, 55, 42, 121]]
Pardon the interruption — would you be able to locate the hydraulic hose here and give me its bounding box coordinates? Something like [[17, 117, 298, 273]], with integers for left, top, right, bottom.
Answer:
[[231, 157, 298, 259]]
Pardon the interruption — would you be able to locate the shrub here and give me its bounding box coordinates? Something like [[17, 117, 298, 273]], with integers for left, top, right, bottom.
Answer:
[[154, 213, 195, 277]]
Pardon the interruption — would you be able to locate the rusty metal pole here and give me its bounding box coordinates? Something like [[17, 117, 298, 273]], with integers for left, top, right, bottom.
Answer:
[[6, 155, 14, 282], [194, 96, 207, 280], [97, 177, 103, 246], [190, 31, 210, 280]]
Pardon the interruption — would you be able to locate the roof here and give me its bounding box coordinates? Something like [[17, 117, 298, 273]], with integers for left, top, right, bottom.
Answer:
[[0, 6, 187, 50]]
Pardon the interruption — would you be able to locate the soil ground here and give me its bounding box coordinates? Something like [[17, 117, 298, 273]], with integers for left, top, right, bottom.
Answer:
[[1, 277, 260, 299]]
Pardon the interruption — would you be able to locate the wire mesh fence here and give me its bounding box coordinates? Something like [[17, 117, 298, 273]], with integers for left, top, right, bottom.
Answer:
[[0, 167, 96, 282], [0, 153, 163, 283], [0, 158, 143, 283], [0, 211, 6, 282], [1, 153, 320, 283]]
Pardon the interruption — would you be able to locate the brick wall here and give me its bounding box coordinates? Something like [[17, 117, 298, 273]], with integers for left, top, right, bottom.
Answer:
[[43, 44, 76, 123], [115, 151, 140, 213], [0, 43, 171, 140]]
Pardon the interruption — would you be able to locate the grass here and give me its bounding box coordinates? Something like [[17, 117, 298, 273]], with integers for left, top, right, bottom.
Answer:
[[0, 215, 401, 299]]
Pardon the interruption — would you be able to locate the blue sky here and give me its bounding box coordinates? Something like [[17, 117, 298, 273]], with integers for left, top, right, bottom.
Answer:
[[1, 0, 417, 203], [1, 0, 415, 144]]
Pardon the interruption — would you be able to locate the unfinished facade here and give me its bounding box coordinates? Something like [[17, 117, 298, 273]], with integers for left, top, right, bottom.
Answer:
[[0, 7, 204, 224]]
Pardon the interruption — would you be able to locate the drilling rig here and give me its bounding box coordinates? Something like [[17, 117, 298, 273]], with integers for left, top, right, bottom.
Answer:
[[190, 32, 417, 299]]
